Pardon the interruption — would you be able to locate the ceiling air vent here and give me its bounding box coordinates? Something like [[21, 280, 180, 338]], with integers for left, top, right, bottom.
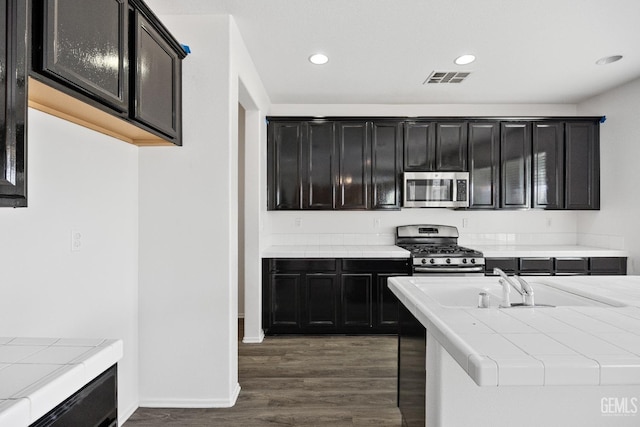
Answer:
[[423, 71, 471, 85]]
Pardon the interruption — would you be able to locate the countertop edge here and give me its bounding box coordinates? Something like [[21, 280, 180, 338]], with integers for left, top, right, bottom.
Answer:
[[0, 338, 124, 426]]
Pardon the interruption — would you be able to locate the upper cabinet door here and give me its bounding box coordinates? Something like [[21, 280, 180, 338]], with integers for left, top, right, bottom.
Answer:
[[500, 122, 531, 209], [467, 122, 499, 209], [404, 121, 435, 171], [371, 121, 403, 210], [533, 122, 564, 209], [302, 122, 335, 209], [335, 122, 371, 209], [132, 10, 182, 141], [38, 0, 128, 112], [565, 121, 600, 209], [1, 0, 27, 207], [268, 122, 302, 210], [435, 122, 467, 171]]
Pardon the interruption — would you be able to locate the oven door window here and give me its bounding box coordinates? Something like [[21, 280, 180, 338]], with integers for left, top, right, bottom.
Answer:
[[406, 179, 453, 202]]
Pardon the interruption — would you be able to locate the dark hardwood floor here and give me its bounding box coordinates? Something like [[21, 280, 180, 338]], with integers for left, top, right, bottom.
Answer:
[[125, 322, 402, 426]]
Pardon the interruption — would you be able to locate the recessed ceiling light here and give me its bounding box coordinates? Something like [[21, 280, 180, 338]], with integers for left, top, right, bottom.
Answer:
[[309, 53, 329, 65], [596, 55, 623, 65], [454, 54, 476, 65]]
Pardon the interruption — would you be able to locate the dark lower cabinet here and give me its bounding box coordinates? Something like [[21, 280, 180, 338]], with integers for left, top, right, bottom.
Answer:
[[263, 258, 410, 334], [0, 0, 28, 207], [398, 303, 426, 427], [31, 365, 117, 427], [304, 273, 338, 329], [342, 274, 373, 328], [485, 256, 627, 276], [270, 273, 301, 328], [590, 257, 627, 275]]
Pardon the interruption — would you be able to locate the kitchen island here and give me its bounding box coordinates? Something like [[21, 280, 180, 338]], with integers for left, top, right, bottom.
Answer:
[[0, 338, 122, 426], [389, 275, 640, 427]]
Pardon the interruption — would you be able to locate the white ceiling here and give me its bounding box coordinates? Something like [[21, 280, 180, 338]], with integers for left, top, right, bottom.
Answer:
[[146, 0, 640, 105]]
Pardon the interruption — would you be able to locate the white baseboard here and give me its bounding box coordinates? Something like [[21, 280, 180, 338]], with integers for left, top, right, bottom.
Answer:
[[242, 329, 265, 344], [139, 383, 241, 408], [118, 401, 139, 426]]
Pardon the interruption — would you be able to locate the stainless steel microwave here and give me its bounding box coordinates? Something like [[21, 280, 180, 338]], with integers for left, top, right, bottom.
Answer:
[[403, 172, 469, 208]]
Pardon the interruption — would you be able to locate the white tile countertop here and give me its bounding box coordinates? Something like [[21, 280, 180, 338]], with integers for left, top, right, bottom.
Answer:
[[262, 244, 627, 259], [262, 245, 411, 258], [475, 245, 628, 258], [388, 275, 640, 387], [0, 338, 123, 426]]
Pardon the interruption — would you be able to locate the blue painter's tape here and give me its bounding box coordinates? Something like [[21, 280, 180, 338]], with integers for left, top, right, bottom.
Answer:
[[181, 44, 191, 54], [600, 116, 606, 123]]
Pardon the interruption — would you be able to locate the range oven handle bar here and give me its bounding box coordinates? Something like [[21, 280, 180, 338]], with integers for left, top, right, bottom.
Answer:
[[413, 266, 485, 273]]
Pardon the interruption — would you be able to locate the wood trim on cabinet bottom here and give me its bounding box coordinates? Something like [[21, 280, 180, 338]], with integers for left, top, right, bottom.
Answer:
[[27, 77, 175, 146]]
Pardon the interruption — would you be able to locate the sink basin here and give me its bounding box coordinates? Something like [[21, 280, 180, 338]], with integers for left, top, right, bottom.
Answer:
[[412, 280, 624, 308]]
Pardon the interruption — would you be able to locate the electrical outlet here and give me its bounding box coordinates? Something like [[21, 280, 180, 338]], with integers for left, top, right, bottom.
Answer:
[[71, 230, 82, 252], [374, 218, 381, 228], [462, 218, 469, 228], [546, 217, 552, 227], [294, 218, 302, 227]]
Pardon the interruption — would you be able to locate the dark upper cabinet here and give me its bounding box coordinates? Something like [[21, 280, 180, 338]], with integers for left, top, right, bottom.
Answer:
[[335, 122, 371, 209], [500, 122, 531, 209], [467, 122, 499, 209], [533, 122, 564, 209], [565, 121, 600, 209], [1, 0, 27, 207], [404, 121, 467, 172], [31, 0, 185, 146], [436, 122, 467, 171], [131, 6, 182, 141], [36, 0, 129, 112], [404, 121, 435, 171], [268, 119, 402, 211], [371, 121, 403, 209], [302, 121, 335, 209], [267, 122, 302, 210]]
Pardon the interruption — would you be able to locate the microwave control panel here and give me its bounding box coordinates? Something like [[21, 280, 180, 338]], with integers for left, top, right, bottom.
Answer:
[[456, 179, 468, 201]]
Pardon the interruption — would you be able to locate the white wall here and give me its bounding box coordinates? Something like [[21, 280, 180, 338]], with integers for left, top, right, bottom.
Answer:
[[577, 77, 640, 273], [0, 110, 140, 423], [138, 14, 270, 408]]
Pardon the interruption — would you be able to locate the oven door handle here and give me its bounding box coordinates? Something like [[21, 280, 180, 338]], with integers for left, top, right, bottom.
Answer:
[[413, 266, 485, 274]]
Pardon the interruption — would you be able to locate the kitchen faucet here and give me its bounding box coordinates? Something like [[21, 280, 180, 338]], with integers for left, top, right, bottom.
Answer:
[[493, 268, 535, 307]]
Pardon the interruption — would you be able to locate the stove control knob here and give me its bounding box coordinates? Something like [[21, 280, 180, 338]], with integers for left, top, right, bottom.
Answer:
[[430, 259, 435, 264], [446, 258, 451, 264], [421, 259, 427, 264], [470, 259, 476, 264], [462, 258, 468, 264]]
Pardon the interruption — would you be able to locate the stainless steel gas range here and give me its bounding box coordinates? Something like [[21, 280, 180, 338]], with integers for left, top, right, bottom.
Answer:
[[396, 224, 485, 276]]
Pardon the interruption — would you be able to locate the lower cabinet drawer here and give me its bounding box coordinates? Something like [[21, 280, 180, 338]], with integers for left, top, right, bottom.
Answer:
[[555, 257, 589, 275], [519, 257, 553, 274], [485, 258, 518, 274], [590, 257, 627, 275]]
